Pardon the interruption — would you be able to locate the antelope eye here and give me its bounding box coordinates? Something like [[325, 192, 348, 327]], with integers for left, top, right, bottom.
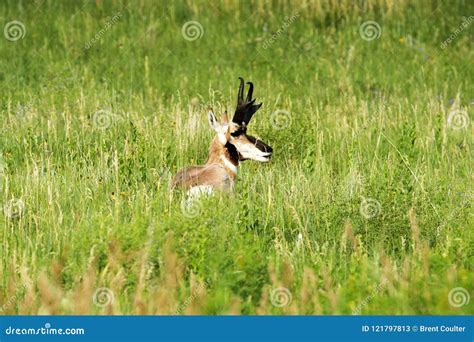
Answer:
[[231, 129, 244, 137]]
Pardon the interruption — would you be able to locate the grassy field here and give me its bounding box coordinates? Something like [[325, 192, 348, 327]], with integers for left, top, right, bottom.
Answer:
[[0, 0, 473, 315]]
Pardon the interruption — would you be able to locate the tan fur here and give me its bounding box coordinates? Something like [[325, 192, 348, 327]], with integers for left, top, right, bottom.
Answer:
[[172, 137, 237, 191]]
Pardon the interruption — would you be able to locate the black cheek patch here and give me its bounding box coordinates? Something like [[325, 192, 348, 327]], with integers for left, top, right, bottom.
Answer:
[[224, 142, 240, 164]]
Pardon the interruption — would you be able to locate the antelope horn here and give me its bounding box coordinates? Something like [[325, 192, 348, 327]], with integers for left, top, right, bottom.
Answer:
[[237, 77, 245, 104], [246, 82, 254, 102], [232, 77, 262, 125]]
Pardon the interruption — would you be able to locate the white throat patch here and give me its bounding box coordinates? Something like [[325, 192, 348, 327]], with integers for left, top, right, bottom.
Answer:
[[220, 155, 238, 175]]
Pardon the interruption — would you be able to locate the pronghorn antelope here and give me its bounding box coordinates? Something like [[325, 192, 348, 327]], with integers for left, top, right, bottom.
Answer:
[[172, 78, 273, 196]]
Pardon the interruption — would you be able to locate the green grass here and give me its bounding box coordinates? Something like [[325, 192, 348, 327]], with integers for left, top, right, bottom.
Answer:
[[0, 0, 473, 315]]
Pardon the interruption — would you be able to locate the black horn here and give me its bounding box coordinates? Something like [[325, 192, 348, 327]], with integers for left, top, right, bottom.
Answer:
[[246, 82, 254, 102], [237, 77, 245, 103], [232, 77, 262, 125]]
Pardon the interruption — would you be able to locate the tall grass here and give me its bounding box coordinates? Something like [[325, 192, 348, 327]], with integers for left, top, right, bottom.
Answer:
[[0, 0, 472, 314]]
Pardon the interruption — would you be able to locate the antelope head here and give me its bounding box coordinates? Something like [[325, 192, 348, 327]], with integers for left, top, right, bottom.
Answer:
[[171, 78, 272, 193], [228, 77, 273, 162]]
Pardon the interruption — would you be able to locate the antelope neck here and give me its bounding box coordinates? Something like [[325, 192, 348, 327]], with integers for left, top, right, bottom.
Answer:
[[219, 142, 238, 176], [206, 138, 239, 177]]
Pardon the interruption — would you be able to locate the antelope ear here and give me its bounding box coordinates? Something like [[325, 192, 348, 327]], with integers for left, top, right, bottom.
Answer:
[[208, 110, 228, 144], [221, 111, 229, 124], [208, 110, 220, 131]]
